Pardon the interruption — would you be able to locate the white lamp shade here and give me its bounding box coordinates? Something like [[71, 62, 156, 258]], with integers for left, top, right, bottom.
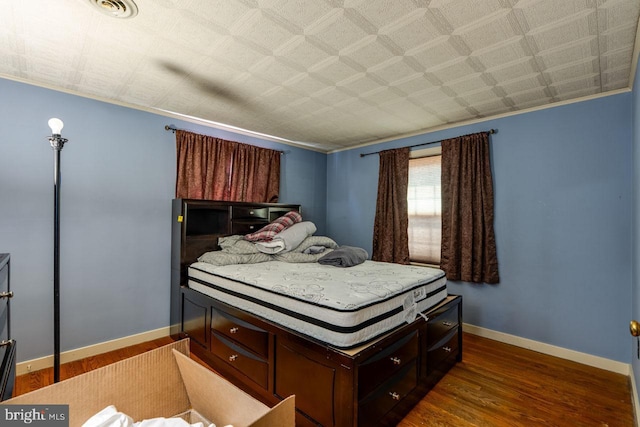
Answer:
[[48, 118, 64, 135]]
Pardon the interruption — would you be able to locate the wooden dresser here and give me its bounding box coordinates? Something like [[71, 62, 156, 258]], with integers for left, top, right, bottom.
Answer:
[[170, 199, 462, 426]]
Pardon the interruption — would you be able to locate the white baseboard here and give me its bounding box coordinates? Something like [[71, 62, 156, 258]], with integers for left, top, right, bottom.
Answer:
[[15, 327, 171, 376], [463, 323, 630, 375]]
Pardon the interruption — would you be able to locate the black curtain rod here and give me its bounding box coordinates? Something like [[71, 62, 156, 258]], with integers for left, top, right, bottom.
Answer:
[[164, 125, 285, 154], [359, 129, 497, 158]]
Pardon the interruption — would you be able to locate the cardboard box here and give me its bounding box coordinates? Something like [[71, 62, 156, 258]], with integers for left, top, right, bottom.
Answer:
[[1, 339, 294, 427]]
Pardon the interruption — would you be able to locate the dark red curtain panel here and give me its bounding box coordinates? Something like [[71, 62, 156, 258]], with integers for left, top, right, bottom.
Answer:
[[440, 132, 499, 284], [229, 142, 281, 203], [175, 130, 280, 202], [372, 147, 410, 264]]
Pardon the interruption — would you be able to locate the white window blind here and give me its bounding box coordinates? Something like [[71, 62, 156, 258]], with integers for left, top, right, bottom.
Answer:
[[407, 155, 442, 265]]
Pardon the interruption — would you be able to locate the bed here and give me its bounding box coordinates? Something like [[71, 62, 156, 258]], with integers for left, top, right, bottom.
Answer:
[[170, 199, 462, 427]]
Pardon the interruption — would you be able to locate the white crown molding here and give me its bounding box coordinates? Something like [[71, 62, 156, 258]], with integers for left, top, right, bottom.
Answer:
[[0, 74, 326, 153], [330, 87, 632, 155]]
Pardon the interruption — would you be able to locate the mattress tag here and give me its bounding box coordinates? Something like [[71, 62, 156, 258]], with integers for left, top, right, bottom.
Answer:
[[413, 286, 426, 302], [403, 294, 417, 324]]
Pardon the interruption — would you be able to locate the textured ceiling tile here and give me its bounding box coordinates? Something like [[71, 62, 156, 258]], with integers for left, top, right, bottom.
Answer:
[[457, 88, 502, 105], [534, 38, 598, 70], [543, 59, 600, 85], [311, 57, 360, 83], [248, 57, 305, 85], [282, 72, 331, 94], [342, 38, 396, 70], [456, 10, 521, 51], [360, 87, 406, 105], [429, 0, 509, 30], [311, 86, 355, 106], [350, 0, 422, 28], [305, 9, 370, 52], [551, 75, 600, 94], [528, 19, 597, 56], [513, 0, 593, 30], [391, 74, 437, 95], [208, 36, 269, 70], [601, 67, 633, 90], [472, 98, 513, 116], [444, 74, 490, 96], [485, 58, 539, 83], [368, 58, 422, 86], [497, 75, 546, 94], [471, 38, 531, 68], [409, 40, 466, 70], [429, 59, 478, 83], [2, 0, 639, 149], [274, 37, 332, 70], [381, 10, 444, 52], [506, 87, 550, 104], [600, 46, 634, 69], [261, 1, 335, 28], [338, 73, 385, 95]]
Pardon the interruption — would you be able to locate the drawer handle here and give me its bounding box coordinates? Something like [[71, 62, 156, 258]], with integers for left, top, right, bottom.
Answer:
[[230, 327, 239, 334], [249, 225, 255, 229], [442, 321, 453, 327], [390, 357, 401, 365], [0, 291, 13, 299], [249, 210, 255, 215], [229, 354, 238, 362], [443, 346, 452, 353], [389, 392, 401, 401]]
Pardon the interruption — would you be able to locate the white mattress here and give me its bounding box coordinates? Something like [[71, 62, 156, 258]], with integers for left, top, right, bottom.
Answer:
[[188, 260, 448, 349]]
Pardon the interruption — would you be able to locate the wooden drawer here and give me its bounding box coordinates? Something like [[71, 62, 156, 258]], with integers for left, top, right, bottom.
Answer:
[[210, 332, 268, 389], [358, 361, 418, 427], [231, 221, 268, 235], [426, 329, 459, 375], [359, 330, 418, 398], [427, 304, 458, 342], [232, 207, 269, 220], [211, 308, 269, 358]]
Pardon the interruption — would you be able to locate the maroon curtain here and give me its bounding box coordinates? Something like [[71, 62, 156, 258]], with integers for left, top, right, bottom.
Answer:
[[440, 132, 499, 283], [175, 130, 280, 202], [229, 142, 281, 203], [372, 147, 410, 264]]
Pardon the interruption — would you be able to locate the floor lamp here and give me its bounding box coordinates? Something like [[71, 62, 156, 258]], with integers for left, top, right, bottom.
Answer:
[[47, 118, 67, 383]]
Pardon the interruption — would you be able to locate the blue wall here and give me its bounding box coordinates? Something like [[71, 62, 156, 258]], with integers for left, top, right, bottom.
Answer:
[[632, 55, 640, 388], [0, 78, 327, 362], [1, 73, 635, 368], [328, 94, 633, 363]]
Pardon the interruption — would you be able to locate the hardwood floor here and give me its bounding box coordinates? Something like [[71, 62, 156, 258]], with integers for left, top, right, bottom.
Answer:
[[13, 333, 634, 426]]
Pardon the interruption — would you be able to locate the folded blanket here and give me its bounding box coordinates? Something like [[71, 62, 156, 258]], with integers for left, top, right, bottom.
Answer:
[[244, 210, 302, 242], [256, 221, 316, 254], [317, 246, 368, 267], [198, 251, 271, 266], [304, 245, 326, 254]]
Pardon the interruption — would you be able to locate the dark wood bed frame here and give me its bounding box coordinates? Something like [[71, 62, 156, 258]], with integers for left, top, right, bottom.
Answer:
[[170, 199, 462, 426]]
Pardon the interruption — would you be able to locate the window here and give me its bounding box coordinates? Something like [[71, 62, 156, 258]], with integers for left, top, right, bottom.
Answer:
[[407, 149, 441, 265]]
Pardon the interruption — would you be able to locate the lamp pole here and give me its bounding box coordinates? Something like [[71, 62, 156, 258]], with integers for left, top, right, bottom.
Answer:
[[47, 118, 67, 383]]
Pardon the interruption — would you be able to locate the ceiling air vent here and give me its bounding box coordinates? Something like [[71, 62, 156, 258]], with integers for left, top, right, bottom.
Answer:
[[86, 0, 138, 19]]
